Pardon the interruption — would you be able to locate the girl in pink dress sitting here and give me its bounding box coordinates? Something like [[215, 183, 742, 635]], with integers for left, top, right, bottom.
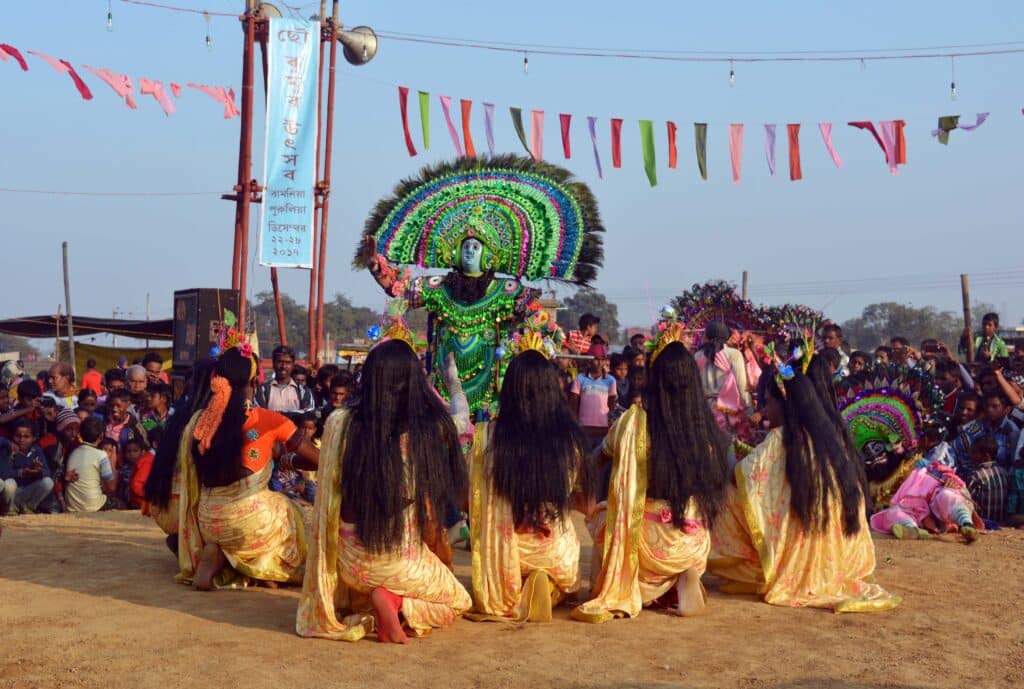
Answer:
[[869, 460, 983, 544]]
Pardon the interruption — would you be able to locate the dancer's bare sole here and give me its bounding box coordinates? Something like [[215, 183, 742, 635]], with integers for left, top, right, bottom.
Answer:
[[371, 587, 409, 644], [961, 526, 979, 544], [675, 568, 705, 617], [194, 543, 226, 591]]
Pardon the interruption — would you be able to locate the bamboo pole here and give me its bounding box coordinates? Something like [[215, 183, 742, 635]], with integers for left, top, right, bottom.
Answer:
[[741, 271, 749, 301], [961, 273, 973, 363], [62, 243, 76, 378]]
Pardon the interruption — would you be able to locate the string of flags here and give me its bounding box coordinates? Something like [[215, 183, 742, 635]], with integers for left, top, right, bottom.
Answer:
[[0, 41, 238, 118], [397, 86, 998, 186]]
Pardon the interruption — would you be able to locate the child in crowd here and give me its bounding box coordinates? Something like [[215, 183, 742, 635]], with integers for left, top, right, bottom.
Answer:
[[569, 343, 617, 451], [920, 427, 955, 469], [963, 436, 1010, 524], [869, 457, 982, 544], [609, 352, 629, 402], [608, 367, 645, 427], [848, 351, 872, 376], [566, 313, 600, 355], [64, 417, 119, 512], [119, 437, 150, 508], [270, 412, 318, 505], [0, 419, 55, 514], [77, 388, 98, 417], [955, 390, 980, 433], [874, 346, 892, 365]]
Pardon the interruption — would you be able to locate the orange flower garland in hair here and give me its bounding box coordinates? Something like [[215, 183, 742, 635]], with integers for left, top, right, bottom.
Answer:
[[193, 376, 232, 455]]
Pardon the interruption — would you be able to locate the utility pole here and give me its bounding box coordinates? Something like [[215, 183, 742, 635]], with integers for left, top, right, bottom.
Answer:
[[62, 242, 76, 378]]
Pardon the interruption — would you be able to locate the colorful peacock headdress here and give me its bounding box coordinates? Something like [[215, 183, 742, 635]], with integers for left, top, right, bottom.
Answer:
[[500, 300, 564, 360], [836, 363, 948, 454], [355, 155, 604, 285], [673, 281, 771, 349]]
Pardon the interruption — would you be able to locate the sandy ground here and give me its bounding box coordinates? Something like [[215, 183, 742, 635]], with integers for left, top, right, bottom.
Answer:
[[1, 511, 1022, 689]]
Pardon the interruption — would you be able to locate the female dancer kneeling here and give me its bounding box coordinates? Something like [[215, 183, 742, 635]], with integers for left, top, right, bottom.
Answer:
[[574, 324, 729, 623], [296, 339, 471, 643]]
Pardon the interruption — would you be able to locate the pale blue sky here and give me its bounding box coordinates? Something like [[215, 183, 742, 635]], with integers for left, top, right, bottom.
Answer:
[[2, 0, 1022, 342]]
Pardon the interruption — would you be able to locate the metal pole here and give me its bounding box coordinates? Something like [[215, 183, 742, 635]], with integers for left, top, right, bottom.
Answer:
[[307, 0, 327, 365], [145, 291, 151, 349], [961, 273, 973, 363], [235, 1, 257, 330], [62, 242, 76, 378], [314, 0, 340, 364], [56, 303, 62, 363], [111, 307, 117, 349], [271, 267, 288, 345], [741, 271, 749, 301]]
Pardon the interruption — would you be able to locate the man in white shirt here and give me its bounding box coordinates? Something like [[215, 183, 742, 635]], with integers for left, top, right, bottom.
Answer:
[[254, 345, 314, 414], [64, 417, 117, 512]]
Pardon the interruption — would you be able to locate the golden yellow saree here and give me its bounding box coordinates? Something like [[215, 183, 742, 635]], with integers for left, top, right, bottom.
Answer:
[[467, 423, 580, 623], [176, 412, 306, 588], [708, 427, 900, 612], [572, 407, 711, 623], [295, 410, 471, 640]]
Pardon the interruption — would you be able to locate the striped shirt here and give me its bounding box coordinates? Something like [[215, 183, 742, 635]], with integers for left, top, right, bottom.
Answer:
[[566, 330, 593, 354], [965, 462, 1010, 523]]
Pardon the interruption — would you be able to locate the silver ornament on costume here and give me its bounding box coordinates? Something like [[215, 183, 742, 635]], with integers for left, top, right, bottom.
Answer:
[[659, 304, 677, 320]]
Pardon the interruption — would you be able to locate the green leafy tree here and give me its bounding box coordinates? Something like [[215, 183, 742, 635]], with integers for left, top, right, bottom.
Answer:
[[556, 288, 621, 345], [252, 291, 310, 354], [0, 335, 40, 358], [841, 302, 964, 351]]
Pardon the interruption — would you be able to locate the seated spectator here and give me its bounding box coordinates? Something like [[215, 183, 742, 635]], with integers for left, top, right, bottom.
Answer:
[[566, 313, 600, 355], [120, 436, 151, 508], [103, 389, 144, 469], [103, 367, 126, 395], [848, 351, 872, 376], [254, 345, 315, 414], [49, 408, 82, 511], [142, 352, 169, 386], [1007, 443, 1024, 528], [270, 412, 319, 505], [291, 364, 309, 389], [952, 392, 1019, 471], [0, 419, 55, 514], [2, 381, 43, 439], [130, 427, 161, 512], [44, 362, 78, 410], [64, 417, 119, 512], [964, 436, 1009, 524], [0, 391, 10, 441], [961, 312, 1009, 363], [920, 426, 954, 469], [874, 345, 892, 365], [80, 359, 104, 396], [125, 365, 150, 416], [141, 382, 172, 437]]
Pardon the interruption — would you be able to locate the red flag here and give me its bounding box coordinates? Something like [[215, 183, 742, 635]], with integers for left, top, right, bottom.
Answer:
[[0, 43, 28, 71], [397, 86, 417, 156], [666, 121, 678, 169], [895, 119, 907, 164], [611, 117, 623, 168], [787, 124, 802, 181], [559, 113, 572, 158], [460, 98, 476, 158]]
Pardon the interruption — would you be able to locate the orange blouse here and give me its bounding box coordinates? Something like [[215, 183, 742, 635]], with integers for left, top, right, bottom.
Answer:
[[241, 407, 298, 474]]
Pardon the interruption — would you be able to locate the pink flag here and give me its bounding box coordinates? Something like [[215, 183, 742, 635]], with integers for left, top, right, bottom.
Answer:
[[877, 121, 900, 175], [764, 124, 777, 176], [140, 78, 176, 116], [85, 66, 137, 109], [587, 116, 603, 179], [169, 82, 182, 97], [26, 50, 93, 100], [818, 123, 843, 167], [26, 49, 66, 73], [186, 83, 239, 118], [438, 95, 463, 156], [729, 124, 743, 183], [530, 109, 544, 160], [397, 86, 417, 156]]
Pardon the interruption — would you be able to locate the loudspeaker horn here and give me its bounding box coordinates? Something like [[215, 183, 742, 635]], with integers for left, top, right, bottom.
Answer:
[[257, 3, 283, 18], [338, 26, 378, 65]]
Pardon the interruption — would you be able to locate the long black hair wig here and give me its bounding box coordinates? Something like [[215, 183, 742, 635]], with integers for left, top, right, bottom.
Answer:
[[340, 340, 467, 553], [768, 370, 865, 536], [191, 348, 256, 488], [491, 350, 592, 530], [644, 342, 729, 528]]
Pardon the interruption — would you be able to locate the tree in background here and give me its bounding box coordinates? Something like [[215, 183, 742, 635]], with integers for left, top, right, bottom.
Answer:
[[841, 301, 996, 350], [0, 335, 40, 358], [251, 291, 382, 357], [556, 288, 621, 345]]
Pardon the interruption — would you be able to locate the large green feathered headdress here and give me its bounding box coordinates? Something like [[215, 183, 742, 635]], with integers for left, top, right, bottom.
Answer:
[[354, 155, 604, 286]]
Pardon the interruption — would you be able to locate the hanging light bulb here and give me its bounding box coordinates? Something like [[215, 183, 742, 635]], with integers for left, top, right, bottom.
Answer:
[[728, 60, 735, 87], [949, 57, 957, 100], [203, 11, 213, 51], [523, 52, 529, 75], [859, 58, 866, 71], [106, 0, 113, 31], [362, 43, 368, 61]]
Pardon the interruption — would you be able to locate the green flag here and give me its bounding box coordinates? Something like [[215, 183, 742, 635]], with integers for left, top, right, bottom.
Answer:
[[418, 90, 430, 150], [639, 120, 657, 187], [510, 107, 532, 155], [694, 123, 708, 180]]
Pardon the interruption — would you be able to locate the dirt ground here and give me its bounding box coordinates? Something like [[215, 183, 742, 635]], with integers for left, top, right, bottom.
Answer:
[[1, 511, 1022, 689]]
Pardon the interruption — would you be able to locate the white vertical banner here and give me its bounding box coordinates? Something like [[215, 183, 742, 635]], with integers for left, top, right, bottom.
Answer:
[[258, 18, 319, 268]]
